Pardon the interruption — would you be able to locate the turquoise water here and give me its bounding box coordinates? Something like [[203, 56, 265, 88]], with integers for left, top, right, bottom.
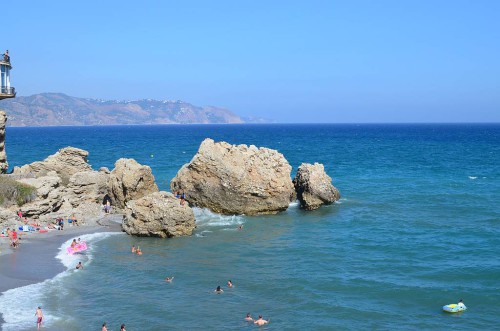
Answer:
[[1, 124, 499, 330]]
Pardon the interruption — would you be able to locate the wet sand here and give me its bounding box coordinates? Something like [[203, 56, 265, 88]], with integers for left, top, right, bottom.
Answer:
[[0, 215, 123, 329], [0, 217, 123, 292]]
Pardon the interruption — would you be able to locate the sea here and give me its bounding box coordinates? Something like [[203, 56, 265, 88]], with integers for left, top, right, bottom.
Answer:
[[0, 124, 499, 330]]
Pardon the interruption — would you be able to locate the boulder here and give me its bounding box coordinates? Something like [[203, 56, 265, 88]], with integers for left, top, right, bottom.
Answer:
[[65, 170, 109, 207], [17, 172, 64, 217], [0, 111, 7, 174], [293, 163, 340, 210], [123, 191, 195, 238], [108, 158, 159, 209], [13, 147, 92, 184], [170, 138, 295, 215], [0, 207, 17, 228]]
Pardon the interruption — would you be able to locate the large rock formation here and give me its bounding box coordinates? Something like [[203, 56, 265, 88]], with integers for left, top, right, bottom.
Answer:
[[64, 169, 109, 207], [108, 158, 159, 209], [13, 147, 92, 184], [16, 172, 64, 216], [171, 138, 295, 215], [0, 207, 17, 228], [293, 163, 340, 210], [123, 191, 195, 238], [0, 111, 7, 173]]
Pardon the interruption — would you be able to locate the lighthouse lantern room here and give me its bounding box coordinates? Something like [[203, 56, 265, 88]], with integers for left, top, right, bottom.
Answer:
[[0, 50, 15, 100]]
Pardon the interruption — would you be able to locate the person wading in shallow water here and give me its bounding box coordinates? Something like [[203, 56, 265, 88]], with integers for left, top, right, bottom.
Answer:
[[35, 306, 44, 329]]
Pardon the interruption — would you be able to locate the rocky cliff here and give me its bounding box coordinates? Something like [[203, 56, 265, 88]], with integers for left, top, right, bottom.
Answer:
[[1, 93, 245, 126], [0, 111, 7, 173]]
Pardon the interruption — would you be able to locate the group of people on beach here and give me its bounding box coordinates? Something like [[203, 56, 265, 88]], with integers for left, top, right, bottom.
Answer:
[[47, 214, 80, 230], [3, 228, 20, 248]]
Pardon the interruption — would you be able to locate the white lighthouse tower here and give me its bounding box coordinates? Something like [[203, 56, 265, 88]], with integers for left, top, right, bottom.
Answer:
[[0, 50, 15, 100]]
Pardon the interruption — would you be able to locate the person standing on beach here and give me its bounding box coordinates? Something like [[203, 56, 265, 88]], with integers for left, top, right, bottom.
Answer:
[[35, 306, 44, 329]]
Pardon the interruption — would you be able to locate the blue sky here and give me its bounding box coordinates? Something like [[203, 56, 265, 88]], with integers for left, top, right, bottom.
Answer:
[[3, 0, 499, 122]]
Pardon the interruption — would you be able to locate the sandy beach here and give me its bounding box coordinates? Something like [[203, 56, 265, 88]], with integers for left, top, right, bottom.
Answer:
[[0, 215, 123, 294]]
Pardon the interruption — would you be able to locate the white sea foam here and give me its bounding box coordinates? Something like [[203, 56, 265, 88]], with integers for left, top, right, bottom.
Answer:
[[468, 176, 477, 180], [0, 232, 120, 330], [0, 276, 64, 330], [288, 200, 300, 208], [56, 232, 119, 270], [193, 207, 244, 228]]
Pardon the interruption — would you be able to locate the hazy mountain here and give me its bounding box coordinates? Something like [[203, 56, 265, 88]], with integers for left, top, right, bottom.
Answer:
[[0, 93, 258, 126]]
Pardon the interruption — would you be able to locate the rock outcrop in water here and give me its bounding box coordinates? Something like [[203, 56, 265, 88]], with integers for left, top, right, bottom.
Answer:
[[170, 138, 295, 215], [0, 111, 7, 173], [107, 158, 159, 209], [123, 191, 196, 237], [293, 163, 340, 210]]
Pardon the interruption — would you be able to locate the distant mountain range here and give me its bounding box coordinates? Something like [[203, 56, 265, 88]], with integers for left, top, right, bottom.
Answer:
[[0, 93, 271, 126]]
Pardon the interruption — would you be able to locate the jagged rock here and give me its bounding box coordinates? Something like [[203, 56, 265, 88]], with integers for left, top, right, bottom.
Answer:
[[13, 147, 92, 184], [0, 111, 7, 173], [17, 172, 64, 217], [65, 170, 109, 207], [0, 207, 17, 228], [123, 191, 195, 238], [99, 167, 110, 174], [293, 163, 340, 210], [170, 138, 295, 215], [108, 158, 159, 209]]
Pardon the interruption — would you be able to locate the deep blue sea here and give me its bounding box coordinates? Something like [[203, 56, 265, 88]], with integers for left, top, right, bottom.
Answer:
[[1, 124, 499, 330]]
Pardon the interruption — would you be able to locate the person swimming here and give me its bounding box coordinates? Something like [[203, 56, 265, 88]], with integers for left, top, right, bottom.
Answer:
[[214, 286, 223, 294], [227, 280, 233, 288], [165, 277, 174, 283], [131, 245, 136, 253], [244, 313, 253, 321], [136, 246, 142, 255], [457, 299, 466, 309], [254, 315, 269, 326]]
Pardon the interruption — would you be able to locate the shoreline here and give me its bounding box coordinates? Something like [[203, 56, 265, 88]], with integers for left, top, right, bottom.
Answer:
[[0, 216, 123, 328]]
